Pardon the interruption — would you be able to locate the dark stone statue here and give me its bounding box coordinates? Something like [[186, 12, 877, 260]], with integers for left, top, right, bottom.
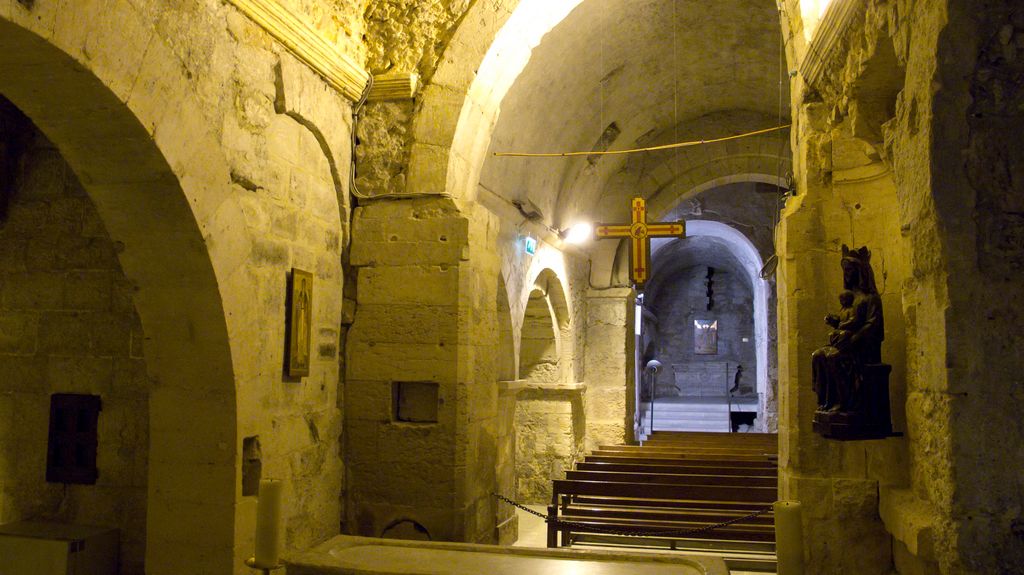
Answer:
[[812, 245, 894, 440]]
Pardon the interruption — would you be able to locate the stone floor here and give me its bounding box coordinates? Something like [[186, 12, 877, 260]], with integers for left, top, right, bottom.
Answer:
[[512, 506, 772, 575]]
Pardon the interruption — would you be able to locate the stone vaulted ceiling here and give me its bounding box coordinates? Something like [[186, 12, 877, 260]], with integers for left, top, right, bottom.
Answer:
[[479, 0, 790, 233]]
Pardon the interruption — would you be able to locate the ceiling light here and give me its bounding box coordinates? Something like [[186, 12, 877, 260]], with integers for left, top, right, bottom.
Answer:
[[562, 222, 593, 244]]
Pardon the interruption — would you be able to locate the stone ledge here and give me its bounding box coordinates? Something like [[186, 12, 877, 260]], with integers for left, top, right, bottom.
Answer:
[[287, 535, 728, 575], [879, 486, 938, 562], [499, 380, 587, 396], [586, 287, 634, 299]]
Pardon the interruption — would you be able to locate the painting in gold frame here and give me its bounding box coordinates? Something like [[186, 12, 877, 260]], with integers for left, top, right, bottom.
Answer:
[[288, 268, 313, 377]]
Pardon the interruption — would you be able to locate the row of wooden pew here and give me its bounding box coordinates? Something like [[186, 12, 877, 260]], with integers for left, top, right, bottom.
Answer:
[[547, 431, 779, 570]]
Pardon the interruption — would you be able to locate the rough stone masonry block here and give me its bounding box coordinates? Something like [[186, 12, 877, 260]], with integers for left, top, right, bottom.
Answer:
[[2, 272, 64, 309], [406, 143, 449, 196], [63, 270, 113, 310], [0, 355, 45, 392], [0, 313, 38, 354], [357, 266, 460, 306], [353, 304, 459, 344], [46, 356, 114, 395]]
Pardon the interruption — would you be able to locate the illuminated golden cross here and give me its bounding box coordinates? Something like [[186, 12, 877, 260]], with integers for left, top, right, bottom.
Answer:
[[595, 197, 685, 287]]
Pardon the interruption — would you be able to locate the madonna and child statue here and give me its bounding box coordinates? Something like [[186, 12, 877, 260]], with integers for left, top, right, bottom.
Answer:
[[811, 245, 895, 440]]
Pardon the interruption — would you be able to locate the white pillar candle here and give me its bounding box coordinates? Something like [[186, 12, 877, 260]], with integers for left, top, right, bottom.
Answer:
[[254, 479, 283, 568], [774, 500, 804, 575]]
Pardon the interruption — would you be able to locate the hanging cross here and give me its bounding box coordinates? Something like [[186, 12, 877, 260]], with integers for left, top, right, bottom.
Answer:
[[595, 197, 685, 287]]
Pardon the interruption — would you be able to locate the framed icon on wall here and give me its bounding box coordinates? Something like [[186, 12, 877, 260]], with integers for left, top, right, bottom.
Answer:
[[287, 268, 313, 377]]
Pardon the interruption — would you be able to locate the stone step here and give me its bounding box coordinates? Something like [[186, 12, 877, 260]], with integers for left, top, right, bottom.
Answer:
[[647, 411, 730, 421], [650, 418, 731, 430], [645, 400, 731, 408]]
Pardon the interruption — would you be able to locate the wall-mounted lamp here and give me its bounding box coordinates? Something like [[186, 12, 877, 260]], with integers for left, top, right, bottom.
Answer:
[[560, 222, 593, 245]]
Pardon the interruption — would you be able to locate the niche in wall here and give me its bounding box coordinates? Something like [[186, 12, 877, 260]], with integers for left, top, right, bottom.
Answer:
[[392, 381, 439, 423], [46, 394, 101, 485]]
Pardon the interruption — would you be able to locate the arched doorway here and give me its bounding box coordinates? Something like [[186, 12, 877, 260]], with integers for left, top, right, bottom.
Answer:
[[0, 101, 154, 574], [0, 14, 237, 574], [643, 232, 764, 433], [518, 286, 561, 384], [513, 269, 581, 503]]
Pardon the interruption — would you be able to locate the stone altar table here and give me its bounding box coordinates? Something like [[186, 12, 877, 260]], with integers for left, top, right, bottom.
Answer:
[[287, 535, 729, 575]]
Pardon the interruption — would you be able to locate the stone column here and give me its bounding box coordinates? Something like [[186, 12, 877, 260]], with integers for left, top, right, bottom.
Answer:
[[584, 288, 635, 447], [776, 102, 892, 573], [344, 197, 499, 544]]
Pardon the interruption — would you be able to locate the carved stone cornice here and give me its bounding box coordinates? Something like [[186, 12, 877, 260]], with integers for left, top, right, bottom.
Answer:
[[799, 0, 867, 99], [367, 71, 420, 102], [226, 0, 370, 101]]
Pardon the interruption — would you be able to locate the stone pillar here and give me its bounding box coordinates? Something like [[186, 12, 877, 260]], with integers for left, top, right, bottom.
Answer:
[[495, 380, 524, 544], [584, 288, 635, 447], [776, 102, 892, 573], [344, 197, 499, 544]]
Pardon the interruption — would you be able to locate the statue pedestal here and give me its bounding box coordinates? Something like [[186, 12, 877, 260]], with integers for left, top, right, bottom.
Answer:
[[813, 363, 894, 440]]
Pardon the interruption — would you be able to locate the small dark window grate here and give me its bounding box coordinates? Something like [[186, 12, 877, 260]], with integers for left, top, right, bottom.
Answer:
[[46, 394, 101, 484]]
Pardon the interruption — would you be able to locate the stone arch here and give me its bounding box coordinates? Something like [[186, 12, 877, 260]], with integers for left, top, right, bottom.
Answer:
[[408, 0, 584, 199], [519, 266, 573, 383], [647, 171, 790, 220], [497, 273, 517, 381], [518, 286, 560, 383], [0, 8, 239, 574], [513, 267, 582, 504], [651, 221, 772, 428]]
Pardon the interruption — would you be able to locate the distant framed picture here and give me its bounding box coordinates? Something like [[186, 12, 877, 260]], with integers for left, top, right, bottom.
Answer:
[[694, 319, 718, 355], [287, 268, 313, 377]]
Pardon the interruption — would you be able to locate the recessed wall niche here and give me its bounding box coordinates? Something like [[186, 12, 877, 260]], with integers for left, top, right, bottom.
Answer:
[[46, 394, 101, 485], [242, 436, 262, 496], [392, 382, 439, 423]]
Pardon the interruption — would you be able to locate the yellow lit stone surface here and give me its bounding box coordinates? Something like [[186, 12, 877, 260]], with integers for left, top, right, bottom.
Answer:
[[1, 0, 1021, 574], [287, 536, 727, 575]]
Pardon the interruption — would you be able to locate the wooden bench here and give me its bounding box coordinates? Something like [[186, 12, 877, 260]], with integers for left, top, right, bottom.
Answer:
[[546, 431, 779, 559], [565, 470, 777, 488], [547, 479, 776, 547]]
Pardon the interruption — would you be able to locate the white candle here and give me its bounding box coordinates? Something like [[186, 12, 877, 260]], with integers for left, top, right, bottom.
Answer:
[[254, 479, 283, 568], [774, 500, 804, 575]]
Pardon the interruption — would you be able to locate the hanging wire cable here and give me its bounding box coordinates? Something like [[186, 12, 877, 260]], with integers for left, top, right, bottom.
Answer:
[[672, 0, 679, 194], [348, 74, 374, 200], [349, 74, 440, 200], [492, 124, 791, 158], [764, 1, 791, 279]]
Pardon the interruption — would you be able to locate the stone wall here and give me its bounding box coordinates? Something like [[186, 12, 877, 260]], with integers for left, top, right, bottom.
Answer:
[[356, 0, 485, 198], [513, 385, 585, 504], [954, 4, 1024, 572], [520, 290, 561, 383], [0, 1, 358, 572], [0, 115, 150, 575], [778, 0, 1024, 572], [650, 265, 756, 398]]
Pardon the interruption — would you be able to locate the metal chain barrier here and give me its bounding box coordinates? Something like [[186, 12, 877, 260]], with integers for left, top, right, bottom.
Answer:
[[492, 493, 773, 539]]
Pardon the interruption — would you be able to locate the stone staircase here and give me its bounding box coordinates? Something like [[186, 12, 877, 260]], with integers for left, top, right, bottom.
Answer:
[[640, 398, 731, 434]]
